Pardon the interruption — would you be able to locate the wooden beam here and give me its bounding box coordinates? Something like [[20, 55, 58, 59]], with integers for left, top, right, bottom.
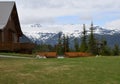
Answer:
[[2, 30, 4, 42]]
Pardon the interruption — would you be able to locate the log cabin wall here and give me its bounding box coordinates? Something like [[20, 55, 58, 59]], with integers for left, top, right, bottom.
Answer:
[[3, 14, 19, 43], [0, 30, 2, 42]]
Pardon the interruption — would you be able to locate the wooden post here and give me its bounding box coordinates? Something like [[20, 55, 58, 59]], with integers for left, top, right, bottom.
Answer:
[[2, 30, 4, 43]]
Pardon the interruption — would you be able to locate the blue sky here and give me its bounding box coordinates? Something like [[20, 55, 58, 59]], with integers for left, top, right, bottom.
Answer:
[[1, 0, 120, 30], [55, 15, 81, 24]]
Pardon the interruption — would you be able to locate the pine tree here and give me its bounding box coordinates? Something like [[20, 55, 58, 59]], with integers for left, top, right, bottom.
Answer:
[[88, 22, 98, 55], [66, 35, 69, 52], [74, 38, 79, 52], [58, 32, 62, 45], [80, 24, 88, 52], [113, 44, 119, 56], [63, 34, 66, 52], [57, 32, 63, 55], [100, 39, 111, 56]]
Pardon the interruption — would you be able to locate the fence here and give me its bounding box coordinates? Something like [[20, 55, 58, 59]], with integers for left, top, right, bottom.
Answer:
[[65, 52, 92, 58], [36, 52, 92, 58], [36, 52, 57, 58]]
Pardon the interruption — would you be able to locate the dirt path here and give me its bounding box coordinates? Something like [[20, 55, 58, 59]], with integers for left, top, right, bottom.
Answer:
[[0, 55, 34, 59]]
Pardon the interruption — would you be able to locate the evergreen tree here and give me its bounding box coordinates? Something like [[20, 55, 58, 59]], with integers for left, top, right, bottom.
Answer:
[[74, 38, 79, 52], [57, 32, 63, 55], [88, 22, 98, 55], [113, 44, 119, 56], [80, 24, 88, 52], [100, 39, 111, 56], [66, 35, 70, 52], [58, 32, 62, 45], [63, 34, 66, 52], [33, 43, 55, 52]]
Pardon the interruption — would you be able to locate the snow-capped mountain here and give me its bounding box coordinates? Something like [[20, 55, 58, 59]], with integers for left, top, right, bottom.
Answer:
[[21, 24, 120, 47]]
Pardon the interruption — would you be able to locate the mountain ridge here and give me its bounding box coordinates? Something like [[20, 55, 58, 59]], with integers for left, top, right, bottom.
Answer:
[[21, 24, 120, 47]]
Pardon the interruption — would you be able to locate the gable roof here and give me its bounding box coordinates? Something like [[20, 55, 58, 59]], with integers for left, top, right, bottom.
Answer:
[[0, 1, 23, 35], [0, 1, 14, 29]]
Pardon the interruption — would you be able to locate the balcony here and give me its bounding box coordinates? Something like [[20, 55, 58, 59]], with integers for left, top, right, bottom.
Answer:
[[0, 43, 35, 53]]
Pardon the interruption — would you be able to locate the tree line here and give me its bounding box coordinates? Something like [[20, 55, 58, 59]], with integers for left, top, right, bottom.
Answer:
[[34, 22, 120, 56]]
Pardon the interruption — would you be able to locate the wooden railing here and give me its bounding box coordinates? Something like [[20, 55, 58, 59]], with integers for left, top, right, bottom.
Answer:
[[36, 52, 92, 58], [0, 43, 35, 51], [65, 52, 92, 58], [36, 52, 57, 58]]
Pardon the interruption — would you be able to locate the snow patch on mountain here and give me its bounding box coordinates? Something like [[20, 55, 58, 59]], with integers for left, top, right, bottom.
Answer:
[[21, 24, 120, 43]]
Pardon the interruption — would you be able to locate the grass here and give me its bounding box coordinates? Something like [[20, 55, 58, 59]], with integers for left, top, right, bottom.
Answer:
[[0, 56, 120, 84]]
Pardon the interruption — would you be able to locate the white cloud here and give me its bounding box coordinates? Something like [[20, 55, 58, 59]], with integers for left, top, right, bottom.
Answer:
[[1, 0, 120, 28], [16, 0, 120, 25], [105, 19, 120, 30], [21, 24, 91, 34]]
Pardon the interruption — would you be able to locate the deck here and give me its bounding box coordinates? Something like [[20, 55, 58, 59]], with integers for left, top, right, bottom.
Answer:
[[0, 43, 35, 53]]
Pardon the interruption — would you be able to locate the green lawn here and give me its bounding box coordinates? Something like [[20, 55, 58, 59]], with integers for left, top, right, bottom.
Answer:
[[0, 56, 120, 84]]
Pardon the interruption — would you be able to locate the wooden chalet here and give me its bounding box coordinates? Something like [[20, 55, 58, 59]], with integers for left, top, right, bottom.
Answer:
[[0, 1, 34, 53]]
